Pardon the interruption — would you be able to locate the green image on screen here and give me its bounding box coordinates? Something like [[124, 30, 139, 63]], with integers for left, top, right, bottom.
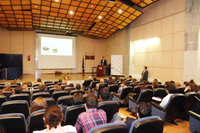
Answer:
[[53, 49, 57, 53]]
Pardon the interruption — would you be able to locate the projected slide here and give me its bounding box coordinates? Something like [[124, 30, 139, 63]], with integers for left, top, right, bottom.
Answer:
[[41, 37, 73, 56]]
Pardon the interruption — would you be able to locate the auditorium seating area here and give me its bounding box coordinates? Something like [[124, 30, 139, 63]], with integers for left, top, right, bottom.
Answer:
[[0, 77, 199, 133]]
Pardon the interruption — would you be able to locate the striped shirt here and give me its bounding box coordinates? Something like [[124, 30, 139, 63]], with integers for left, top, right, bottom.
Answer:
[[75, 108, 107, 133]]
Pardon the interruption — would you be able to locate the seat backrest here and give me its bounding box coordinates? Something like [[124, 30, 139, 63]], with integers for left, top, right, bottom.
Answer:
[[83, 80, 93, 87], [21, 90, 31, 97], [33, 89, 40, 94], [133, 86, 141, 93], [70, 90, 85, 95], [0, 113, 26, 133], [57, 95, 74, 106], [1, 100, 29, 118], [120, 87, 133, 100], [44, 98, 55, 106], [64, 87, 75, 93], [61, 85, 67, 90], [33, 84, 40, 88], [46, 83, 55, 87], [89, 122, 128, 133], [32, 92, 50, 101], [47, 85, 55, 91], [146, 85, 153, 90], [44, 81, 53, 85], [49, 88, 56, 97], [129, 116, 164, 133], [153, 88, 168, 98], [2, 91, 12, 100], [158, 84, 165, 89], [137, 89, 153, 103], [90, 81, 100, 89], [108, 84, 119, 93], [97, 101, 119, 123], [65, 104, 86, 125], [10, 85, 18, 88], [52, 91, 69, 103], [10, 94, 30, 106], [28, 109, 45, 133], [174, 86, 185, 94], [184, 92, 198, 112], [0, 86, 4, 90], [0, 96, 6, 109]]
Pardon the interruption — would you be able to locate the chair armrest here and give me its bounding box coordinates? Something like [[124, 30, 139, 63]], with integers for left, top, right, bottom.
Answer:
[[151, 102, 166, 112], [113, 92, 119, 97], [129, 96, 136, 103], [188, 111, 200, 121]]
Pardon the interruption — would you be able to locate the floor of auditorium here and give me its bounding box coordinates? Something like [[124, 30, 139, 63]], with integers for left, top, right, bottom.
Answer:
[[0, 74, 191, 133]]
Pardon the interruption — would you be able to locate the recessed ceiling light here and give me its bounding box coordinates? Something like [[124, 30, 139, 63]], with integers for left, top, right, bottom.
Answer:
[[69, 11, 74, 15], [118, 9, 122, 14], [35, 6, 37, 8], [55, 0, 59, 2], [91, 5, 93, 8], [19, 19, 21, 21], [98, 16, 102, 19]]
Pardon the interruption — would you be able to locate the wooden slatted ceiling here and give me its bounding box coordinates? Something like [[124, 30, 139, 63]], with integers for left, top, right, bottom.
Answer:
[[0, 0, 157, 39], [131, 0, 159, 8]]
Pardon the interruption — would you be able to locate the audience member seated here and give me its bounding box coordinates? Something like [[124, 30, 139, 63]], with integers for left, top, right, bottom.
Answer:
[[14, 86, 23, 94], [31, 97, 47, 114], [99, 88, 110, 102], [118, 80, 127, 96], [73, 93, 84, 105], [61, 81, 67, 85], [152, 79, 159, 90], [127, 75, 132, 81], [38, 84, 47, 92], [10, 81, 17, 86], [112, 102, 152, 130], [96, 79, 104, 89], [37, 78, 42, 83], [132, 78, 137, 83], [140, 83, 147, 90], [33, 105, 76, 133], [4, 86, 15, 95], [54, 85, 62, 92], [75, 94, 107, 133], [165, 81, 175, 93], [175, 82, 181, 88], [184, 82, 200, 93], [108, 77, 115, 85], [21, 84, 28, 90], [76, 84, 81, 90], [68, 83, 74, 87]]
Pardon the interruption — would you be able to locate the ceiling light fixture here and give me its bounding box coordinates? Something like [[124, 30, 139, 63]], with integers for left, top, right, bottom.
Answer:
[[98, 16, 102, 19], [19, 19, 21, 21], [103, 0, 116, 3], [118, 9, 122, 14], [69, 11, 74, 15], [91, 5, 93, 8], [55, 0, 59, 2], [35, 6, 37, 8]]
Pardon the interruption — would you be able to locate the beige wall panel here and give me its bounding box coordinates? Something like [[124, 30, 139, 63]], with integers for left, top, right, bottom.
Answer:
[[172, 51, 184, 69], [0, 28, 10, 53], [154, 52, 172, 67], [10, 31, 24, 54], [148, 66, 154, 78], [153, 20, 162, 37], [173, 12, 185, 33], [144, 23, 153, 39], [153, 38, 162, 52], [172, 68, 183, 83], [173, 32, 185, 50], [165, 0, 176, 17], [160, 68, 172, 82], [134, 65, 143, 75], [137, 26, 145, 40], [23, 31, 35, 74], [145, 43, 154, 53], [175, 0, 185, 13], [161, 34, 173, 51], [153, 67, 163, 81], [155, 0, 165, 20], [131, 28, 138, 41], [145, 53, 154, 66], [146, 5, 155, 23], [134, 42, 146, 54], [162, 16, 173, 35]]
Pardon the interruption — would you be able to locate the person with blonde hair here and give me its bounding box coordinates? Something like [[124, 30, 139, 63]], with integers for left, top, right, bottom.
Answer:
[[31, 97, 47, 113]]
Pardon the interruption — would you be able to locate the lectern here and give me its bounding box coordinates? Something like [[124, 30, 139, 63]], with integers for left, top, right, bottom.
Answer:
[[97, 65, 106, 77]]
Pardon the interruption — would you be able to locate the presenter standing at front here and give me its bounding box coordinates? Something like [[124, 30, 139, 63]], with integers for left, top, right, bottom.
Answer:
[[141, 66, 148, 82], [101, 56, 107, 66]]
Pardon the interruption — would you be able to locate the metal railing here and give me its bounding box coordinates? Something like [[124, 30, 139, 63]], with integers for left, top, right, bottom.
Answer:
[[0, 68, 7, 80]]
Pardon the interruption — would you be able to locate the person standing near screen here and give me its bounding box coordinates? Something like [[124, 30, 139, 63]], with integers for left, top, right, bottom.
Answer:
[[141, 66, 148, 81], [101, 56, 107, 66]]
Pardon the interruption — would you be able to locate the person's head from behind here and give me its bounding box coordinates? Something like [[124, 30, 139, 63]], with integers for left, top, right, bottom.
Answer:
[[76, 84, 81, 90], [54, 85, 62, 91], [21, 84, 28, 90], [73, 93, 84, 105], [183, 81, 190, 87], [4, 83, 10, 88], [100, 79, 104, 83], [58, 79, 62, 83], [15, 87, 23, 94], [144, 66, 147, 70], [136, 102, 152, 119], [140, 83, 146, 90], [152, 79, 158, 88], [85, 94, 98, 109], [88, 76, 93, 80], [62, 81, 67, 85], [175, 82, 181, 88], [38, 84, 46, 92], [10, 81, 17, 85], [37, 78, 42, 83], [190, 79, 195, 84], [68, 83, 74, 87], [109, 77, 112, 80], [128, 75, 132, 79], [132, 78, 137, 82], [93, 77, 97, 81], [100, 88, 110, 101], [43, 105, 63, 130], [31, 97, 47, 113], [190, 83, 199, 92]]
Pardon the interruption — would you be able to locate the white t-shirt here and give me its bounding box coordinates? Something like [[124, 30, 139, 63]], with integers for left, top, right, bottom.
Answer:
[[33, 125, 77, 133]]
